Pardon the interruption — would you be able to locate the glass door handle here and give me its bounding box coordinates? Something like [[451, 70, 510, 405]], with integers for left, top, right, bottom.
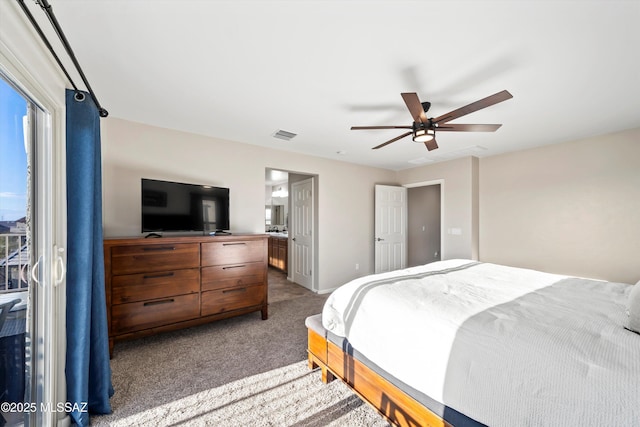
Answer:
[[54, 246, 65, 286], [31, 255, 42, 285]]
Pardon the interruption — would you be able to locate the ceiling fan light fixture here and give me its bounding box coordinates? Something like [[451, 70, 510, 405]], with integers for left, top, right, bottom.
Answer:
[[413, 128, 435, 143]]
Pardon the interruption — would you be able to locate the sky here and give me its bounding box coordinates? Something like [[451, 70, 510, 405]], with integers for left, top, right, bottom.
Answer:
[[0, 77, 28, 222]]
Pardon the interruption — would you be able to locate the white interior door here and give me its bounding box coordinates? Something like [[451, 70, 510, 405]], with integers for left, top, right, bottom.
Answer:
[[291, 178, 313, 290], [375, 185, 407, 273]]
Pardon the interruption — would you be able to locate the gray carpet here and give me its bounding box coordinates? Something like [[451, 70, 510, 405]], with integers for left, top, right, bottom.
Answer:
[[92, 293, 389, 426]]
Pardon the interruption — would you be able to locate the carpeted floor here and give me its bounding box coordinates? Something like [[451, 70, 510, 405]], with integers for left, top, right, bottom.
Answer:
[[92, 269, 389, 426]]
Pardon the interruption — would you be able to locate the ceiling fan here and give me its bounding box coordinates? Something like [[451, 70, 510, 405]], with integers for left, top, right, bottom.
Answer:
[[351, 90, 513, 151]]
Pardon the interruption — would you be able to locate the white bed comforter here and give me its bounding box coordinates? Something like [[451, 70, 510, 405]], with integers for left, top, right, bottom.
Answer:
[[322, 259, 640, 426]]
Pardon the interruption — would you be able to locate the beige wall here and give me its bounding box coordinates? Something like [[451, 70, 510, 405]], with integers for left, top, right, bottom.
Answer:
[[390, 129, 639, 284], [101, 118, 396, 292], [101, 118, 640, 288], [479, 128, 640, 284], [397, 157, 479, 260]]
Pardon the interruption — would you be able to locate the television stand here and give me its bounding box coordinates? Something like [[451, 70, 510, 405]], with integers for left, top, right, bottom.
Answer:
[[145, 232, 162, 238], [209, 230, 232, 236]]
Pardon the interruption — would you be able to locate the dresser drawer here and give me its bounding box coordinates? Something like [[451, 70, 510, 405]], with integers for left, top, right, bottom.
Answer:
[[201, 262, 264, 292], [201, 285, 265, 317], [111, 293, 200, 335], [201, 240, 265, 266], [111, 243, 200, 275], [111, 268, 200, 304]]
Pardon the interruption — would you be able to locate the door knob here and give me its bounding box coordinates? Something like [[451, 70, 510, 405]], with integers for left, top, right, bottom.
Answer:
[[376, 237, 384, 242]]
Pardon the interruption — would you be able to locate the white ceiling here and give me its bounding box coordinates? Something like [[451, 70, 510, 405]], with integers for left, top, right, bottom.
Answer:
[[24, 0, 640, 171]]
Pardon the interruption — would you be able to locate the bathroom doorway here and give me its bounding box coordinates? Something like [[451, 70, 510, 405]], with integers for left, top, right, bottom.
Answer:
[[265, 168, 317, 291]]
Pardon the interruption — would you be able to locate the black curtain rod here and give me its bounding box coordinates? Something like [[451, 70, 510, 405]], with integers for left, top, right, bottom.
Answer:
[[17, 0, 108, 117]]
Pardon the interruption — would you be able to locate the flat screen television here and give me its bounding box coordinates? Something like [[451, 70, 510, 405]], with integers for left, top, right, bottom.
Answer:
[[141, 178, 230, 233]]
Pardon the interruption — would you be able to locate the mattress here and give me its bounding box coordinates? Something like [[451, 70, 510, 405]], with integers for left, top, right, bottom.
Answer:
[[321, 259, 640, 426]]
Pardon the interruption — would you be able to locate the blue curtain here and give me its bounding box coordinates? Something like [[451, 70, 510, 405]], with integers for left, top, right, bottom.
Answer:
[[65, 89, 113, 426]]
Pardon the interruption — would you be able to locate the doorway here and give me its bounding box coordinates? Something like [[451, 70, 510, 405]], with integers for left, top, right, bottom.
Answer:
[[374, 181, 442, 271], [407, 183, 442, 266], [265, 168, 316, 291]]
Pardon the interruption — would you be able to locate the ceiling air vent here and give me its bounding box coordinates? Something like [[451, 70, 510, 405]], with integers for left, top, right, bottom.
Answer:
[[272, 129, 297, 141]]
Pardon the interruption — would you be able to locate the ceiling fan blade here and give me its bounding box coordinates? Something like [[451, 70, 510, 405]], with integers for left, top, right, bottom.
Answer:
[[372, 131, 412, 149], [351, 125, 413, 130], [424, 138, 438, 151], [436, 123, 502, 132], [432, 90, 513, 125], [401, 92, 428, 123]]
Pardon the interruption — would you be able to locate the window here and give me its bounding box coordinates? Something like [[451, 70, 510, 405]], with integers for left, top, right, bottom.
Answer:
[[0, 73, 31, 425], [0, 77, 29, 293]]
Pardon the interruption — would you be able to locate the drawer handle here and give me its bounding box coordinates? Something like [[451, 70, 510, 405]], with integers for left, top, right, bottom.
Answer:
[[222, 288, 246, 294], [143, 298, 175, 306], [222, 243, 246, 246], [142, 246, 176, 251], [143, 272, 175, 279], [222, 265, 246, 270]]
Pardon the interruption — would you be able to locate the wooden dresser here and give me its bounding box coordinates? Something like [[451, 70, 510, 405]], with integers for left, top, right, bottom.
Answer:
[[103, 234, 268, 354]]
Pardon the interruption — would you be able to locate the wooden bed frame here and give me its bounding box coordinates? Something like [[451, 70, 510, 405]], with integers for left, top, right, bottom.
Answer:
[[307, 327, 453, 427]]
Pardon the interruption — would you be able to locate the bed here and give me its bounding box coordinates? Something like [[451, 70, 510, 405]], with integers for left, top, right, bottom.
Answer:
[[306, 259, 640, 426]]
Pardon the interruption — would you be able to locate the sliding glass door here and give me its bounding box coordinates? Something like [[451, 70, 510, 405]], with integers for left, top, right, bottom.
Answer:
[[1, 72, 61, 426]]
